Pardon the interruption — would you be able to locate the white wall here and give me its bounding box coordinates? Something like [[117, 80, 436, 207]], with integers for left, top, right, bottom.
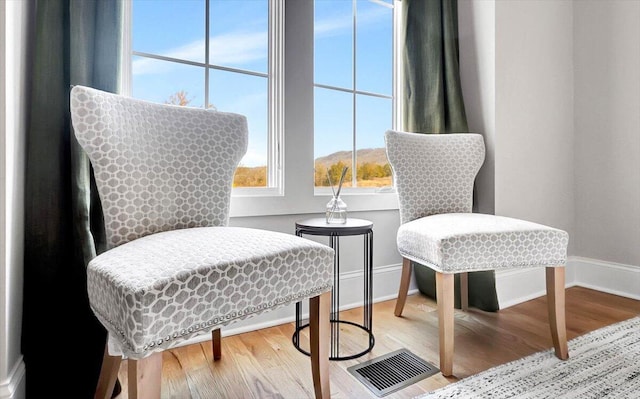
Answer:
[[573, 0, 640, 267], [462, 0, 640, 307], [460, 0, 575, 238], [457, 1, 640, 308], [0, 1, 31, 398], [459, 0, 496, 215], [494, 0, 575, 246]]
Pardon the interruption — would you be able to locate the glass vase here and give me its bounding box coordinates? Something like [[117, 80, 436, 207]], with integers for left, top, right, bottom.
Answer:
[[326, 195, 347, 224]]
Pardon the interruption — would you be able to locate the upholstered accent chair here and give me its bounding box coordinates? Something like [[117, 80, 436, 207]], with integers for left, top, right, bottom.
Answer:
[[385, 130, 569, 377], [70, 85, 333, 399]]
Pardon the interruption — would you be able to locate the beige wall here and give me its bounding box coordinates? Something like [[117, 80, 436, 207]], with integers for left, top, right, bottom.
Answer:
[[495, 0, 575, 247], [460, 0, 576, 241], [458, 0, 578, 307], [459, 0, 496, 215], [459, 0, 639, 307], [573, 0, 640, 266]]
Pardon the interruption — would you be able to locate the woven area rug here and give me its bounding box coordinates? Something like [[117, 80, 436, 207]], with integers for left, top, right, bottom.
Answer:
[[417, 316, 640, 399]]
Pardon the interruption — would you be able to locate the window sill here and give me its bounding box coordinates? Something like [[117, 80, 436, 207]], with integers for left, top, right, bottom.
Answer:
[[229, 191, 399, 218]]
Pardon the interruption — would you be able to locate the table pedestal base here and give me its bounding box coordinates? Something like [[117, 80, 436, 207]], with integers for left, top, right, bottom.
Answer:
[[292, 307, 375, 361], [292, 218, 375, 361]]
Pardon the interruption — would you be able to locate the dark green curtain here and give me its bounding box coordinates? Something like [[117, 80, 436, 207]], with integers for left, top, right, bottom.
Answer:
[[402, 0, 498, 311], [23, 1, 122, 397]]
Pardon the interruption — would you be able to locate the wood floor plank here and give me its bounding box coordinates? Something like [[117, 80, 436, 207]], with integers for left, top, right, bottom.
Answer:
[[206, 333, 280, 399], [114, 287, 639, 398]]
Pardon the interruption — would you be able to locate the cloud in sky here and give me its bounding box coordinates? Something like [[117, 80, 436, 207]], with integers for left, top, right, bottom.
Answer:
[[314, 13, 353, 37], [133, 31, 266, 76], [314, 5, 390, 38], [133, 5, 388, 76], [210, 31, 267, 66]]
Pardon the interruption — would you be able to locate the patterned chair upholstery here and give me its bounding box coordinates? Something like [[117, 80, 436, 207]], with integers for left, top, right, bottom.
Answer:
[[70, 85, 333, 399], [385, 130, 569, 377]]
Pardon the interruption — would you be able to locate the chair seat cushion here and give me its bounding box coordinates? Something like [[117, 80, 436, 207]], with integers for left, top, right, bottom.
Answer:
[[87, 227, 334, 358], [397, 213, 568, 273]]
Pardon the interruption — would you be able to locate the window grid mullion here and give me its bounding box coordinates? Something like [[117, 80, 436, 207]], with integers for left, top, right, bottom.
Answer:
[[352, 0, 358, 187], [130, 0, 395, 193], [313, 0, 395, 191], [129, 0, 278, 191], [313, 83, 392, 100], [131, 51, 268, 80], [205, 0, 210, 108]]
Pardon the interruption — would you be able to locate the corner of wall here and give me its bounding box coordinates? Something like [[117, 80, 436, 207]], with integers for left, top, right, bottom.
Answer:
[[572, 0, 640, 265], [459, 0, 496, 215]]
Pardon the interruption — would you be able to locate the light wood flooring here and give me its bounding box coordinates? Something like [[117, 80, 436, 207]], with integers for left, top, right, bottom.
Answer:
[[114, 287, 639, 398]]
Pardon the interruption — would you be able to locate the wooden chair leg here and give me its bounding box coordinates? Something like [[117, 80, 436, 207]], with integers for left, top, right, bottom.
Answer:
[[460, 272, 469, 311], [546, 266, 569, 360], [212, 328, 222, 361], [128, 352, 162, 399], [309, 291, 331, 399], [436, 272, 455, 377], [94, 343, 122, 399], [394, 257, 412, 316]]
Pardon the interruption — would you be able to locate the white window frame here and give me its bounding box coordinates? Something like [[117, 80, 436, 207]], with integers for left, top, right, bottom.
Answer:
[[314, 0, 399, 195], [121, 0, 401, 217]]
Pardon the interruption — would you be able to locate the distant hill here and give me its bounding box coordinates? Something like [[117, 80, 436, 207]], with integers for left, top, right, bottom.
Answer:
[[314, 147, 388, 167]]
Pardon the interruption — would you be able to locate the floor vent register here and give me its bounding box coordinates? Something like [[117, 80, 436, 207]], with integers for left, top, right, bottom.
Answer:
[[347, 349, 439, 397]]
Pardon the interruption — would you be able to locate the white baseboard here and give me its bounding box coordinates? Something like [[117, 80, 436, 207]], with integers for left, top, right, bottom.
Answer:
[[0, 357, 25, 399], [178, 262, 418, 347], [495, 267, 549, 309], [496, 256, 639, 309], [570, 256, 640, 300]]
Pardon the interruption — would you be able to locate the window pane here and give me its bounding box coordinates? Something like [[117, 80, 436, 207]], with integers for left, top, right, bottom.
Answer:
[[314, 87, 354, 187], [132, 57, 205, 106], [210, 0, 269, 74], [210, 70, 268, 187], [314, 0, 353, 89], [355, 94, 392, 187], [133, 0, 205, 63], [356, 0, 392, 95]]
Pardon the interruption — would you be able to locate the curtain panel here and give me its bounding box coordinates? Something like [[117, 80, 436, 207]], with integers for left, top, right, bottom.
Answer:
[[22, 0, 122, 396], [401, 0, 498, 311]]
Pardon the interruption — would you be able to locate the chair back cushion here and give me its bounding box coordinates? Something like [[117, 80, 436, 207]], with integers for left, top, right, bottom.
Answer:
[[385, 130, 485, 224], [70, 85, 248, 248]]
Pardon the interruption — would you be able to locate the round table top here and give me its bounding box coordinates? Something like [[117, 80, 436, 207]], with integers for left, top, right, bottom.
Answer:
[[295, 218, 373, 236]]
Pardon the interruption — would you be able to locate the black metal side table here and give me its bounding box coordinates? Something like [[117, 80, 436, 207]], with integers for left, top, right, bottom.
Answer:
[[292, 217, 374, 361]]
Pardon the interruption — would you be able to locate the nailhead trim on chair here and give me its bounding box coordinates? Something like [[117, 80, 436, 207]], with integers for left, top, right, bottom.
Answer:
[[87, 227, 334, 358], [97, 283, 333, 355]]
